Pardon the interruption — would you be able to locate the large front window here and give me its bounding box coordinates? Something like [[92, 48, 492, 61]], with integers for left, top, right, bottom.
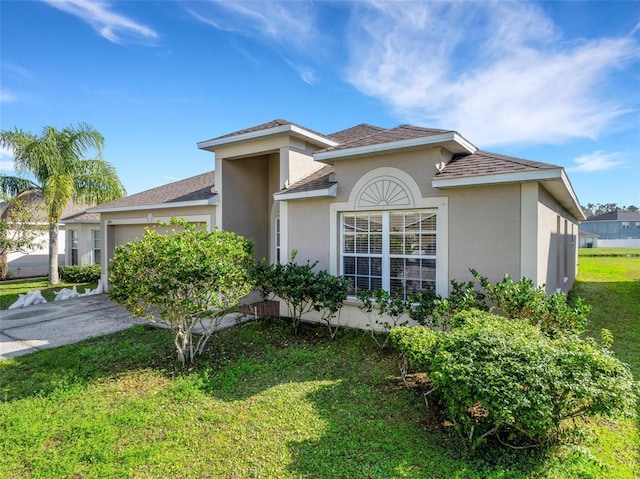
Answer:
[[341, 209, 437, 300]]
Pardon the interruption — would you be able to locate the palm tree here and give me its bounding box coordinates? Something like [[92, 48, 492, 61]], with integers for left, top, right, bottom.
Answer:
[[0, 123, 126, 284]]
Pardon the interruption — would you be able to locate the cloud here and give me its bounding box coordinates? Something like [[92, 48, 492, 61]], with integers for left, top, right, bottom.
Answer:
[[41, 0, 158, 45], [285, 59, 317, 85], [0, 90, 17, 103], [568, 151, 625, 173], [346, 1, 639, 146], [185, 0, 317, 50]]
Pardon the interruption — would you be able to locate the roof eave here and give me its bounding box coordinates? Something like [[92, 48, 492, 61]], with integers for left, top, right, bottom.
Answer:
[[314, 132, 477, 162], [432, 168, 586, 221], [89, 195, 219, 214], [274, 183, 338, 201], [197, 124, 339, 152]]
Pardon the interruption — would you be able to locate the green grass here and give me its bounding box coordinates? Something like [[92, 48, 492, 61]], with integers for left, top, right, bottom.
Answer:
[[0, 257, 638, 478], [0, 278, 98, 309]]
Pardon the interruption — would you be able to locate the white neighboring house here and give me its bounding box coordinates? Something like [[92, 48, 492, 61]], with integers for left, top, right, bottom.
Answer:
[[1, 200, 97, 279]]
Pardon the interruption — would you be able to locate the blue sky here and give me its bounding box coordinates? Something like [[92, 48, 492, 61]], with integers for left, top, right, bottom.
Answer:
[[1, 0, 639, 208]]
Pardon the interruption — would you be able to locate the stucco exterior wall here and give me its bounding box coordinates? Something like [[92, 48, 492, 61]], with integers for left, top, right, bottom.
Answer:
[[221, 157, 270, 260], [537, 185, 578, 293], [331, 147, 450, 203], [286, 198, 331, 269], [446, 184, 522, 286]]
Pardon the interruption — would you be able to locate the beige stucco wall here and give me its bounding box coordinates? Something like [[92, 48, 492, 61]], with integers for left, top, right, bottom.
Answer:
[[332, 147, 450, 202], [221, 156, 270, 260], [536, 185, 578, 293], [446, 183, 522, 286], [286, 197, 331, 269]]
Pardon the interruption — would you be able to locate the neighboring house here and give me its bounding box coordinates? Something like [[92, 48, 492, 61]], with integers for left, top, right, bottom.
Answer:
[[1, 193, 89, 279], [92, 119, 584, 328], [579, 210, 640, 248], [61, 210, 102, 267]]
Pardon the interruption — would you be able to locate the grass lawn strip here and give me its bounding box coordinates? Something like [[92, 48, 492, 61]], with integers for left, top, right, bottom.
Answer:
[[0, 278, 98, 309]]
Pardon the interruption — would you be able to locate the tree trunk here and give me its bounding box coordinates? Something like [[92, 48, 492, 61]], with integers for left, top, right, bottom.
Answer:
[[1, 249, 8, 280], [49, 222, 59, 285]]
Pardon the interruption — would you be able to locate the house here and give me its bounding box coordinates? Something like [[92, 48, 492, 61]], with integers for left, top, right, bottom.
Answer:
[[579, 210, 640, 248], [1, 192, 89, 279], [91, 119, 584, 328], [578, 229, 598, 249]]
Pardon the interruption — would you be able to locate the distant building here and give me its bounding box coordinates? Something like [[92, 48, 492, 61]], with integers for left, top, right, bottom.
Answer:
[[580, 210, 640, 248]]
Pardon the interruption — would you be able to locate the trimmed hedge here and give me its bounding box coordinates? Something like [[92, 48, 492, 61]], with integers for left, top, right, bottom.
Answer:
[[58, 265, 101, 283], [390, 310, 637, 447]]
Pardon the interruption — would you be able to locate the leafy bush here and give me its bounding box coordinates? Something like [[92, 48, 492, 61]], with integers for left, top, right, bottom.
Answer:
[[109, 218, 255, 366], [253, 251, 349, 336], [392, 310, 637, 448], [471, 270, 590, 336], [59, 264, 101, 283]]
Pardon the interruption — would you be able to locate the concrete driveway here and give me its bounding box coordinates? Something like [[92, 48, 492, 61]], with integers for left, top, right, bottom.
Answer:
[[0, 294, 145, 359]]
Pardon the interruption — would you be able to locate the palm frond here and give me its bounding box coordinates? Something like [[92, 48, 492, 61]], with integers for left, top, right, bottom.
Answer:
[[0, 174, 40, 198]]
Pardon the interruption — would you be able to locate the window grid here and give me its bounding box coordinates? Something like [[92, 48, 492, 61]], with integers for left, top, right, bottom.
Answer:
[[342, 209, 437, 300], [92, 230, 101, 266], [70, 230, 79, 266]]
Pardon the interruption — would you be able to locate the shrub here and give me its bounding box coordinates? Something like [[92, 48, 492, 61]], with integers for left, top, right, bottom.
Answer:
[[389, 326, 440, 372], [393, 310, 637, 448], [253, 251, 349, 336], [471, 270, 590, 336], [59, 264, 101, 283], [109, 218, 255, 366]]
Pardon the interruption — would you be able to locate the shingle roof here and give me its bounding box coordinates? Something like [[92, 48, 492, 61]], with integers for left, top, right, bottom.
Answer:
[[274, 165, 335, 197], [61, 211, 100, 223], [201, 119, 329, 144], [585, 210, 640, 221], [328, 124, 386, 143], [319, 125, 453, 153], [435, 150, 558, 180], [91, 171, 215, 210]]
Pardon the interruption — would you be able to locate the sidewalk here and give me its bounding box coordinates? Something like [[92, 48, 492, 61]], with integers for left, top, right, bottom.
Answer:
[[0, 294, 144, 359]]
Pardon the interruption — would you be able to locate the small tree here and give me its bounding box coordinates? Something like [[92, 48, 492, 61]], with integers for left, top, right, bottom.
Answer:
[[109, 218, 255, 366], [0, 198, 47, 279]]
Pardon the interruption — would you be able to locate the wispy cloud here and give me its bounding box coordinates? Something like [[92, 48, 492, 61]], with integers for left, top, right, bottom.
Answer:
[[568, 151, 625, 173], [0, 90, 18, 104], [41, 0, 158, 45], [185, 0, 317, 50], [346, 1, 639, 146], [285, 59, 317, 85]]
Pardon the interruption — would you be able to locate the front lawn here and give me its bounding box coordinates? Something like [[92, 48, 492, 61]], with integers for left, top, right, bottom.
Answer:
[[0, 278, 98, 310], [0, 253, 638, 478]]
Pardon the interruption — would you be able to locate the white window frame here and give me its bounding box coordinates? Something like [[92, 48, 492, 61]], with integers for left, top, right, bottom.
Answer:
[[92, 229, 101, 266], [69, 229, 79, 266], [329, 167, 449, 296], [340, 209, 437, 299]]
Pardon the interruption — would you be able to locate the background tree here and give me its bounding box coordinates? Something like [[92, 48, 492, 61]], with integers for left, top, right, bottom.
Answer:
[[581, 202, 639, 218], [0, 192, 47, 279], [0, 123, 126, 284]]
